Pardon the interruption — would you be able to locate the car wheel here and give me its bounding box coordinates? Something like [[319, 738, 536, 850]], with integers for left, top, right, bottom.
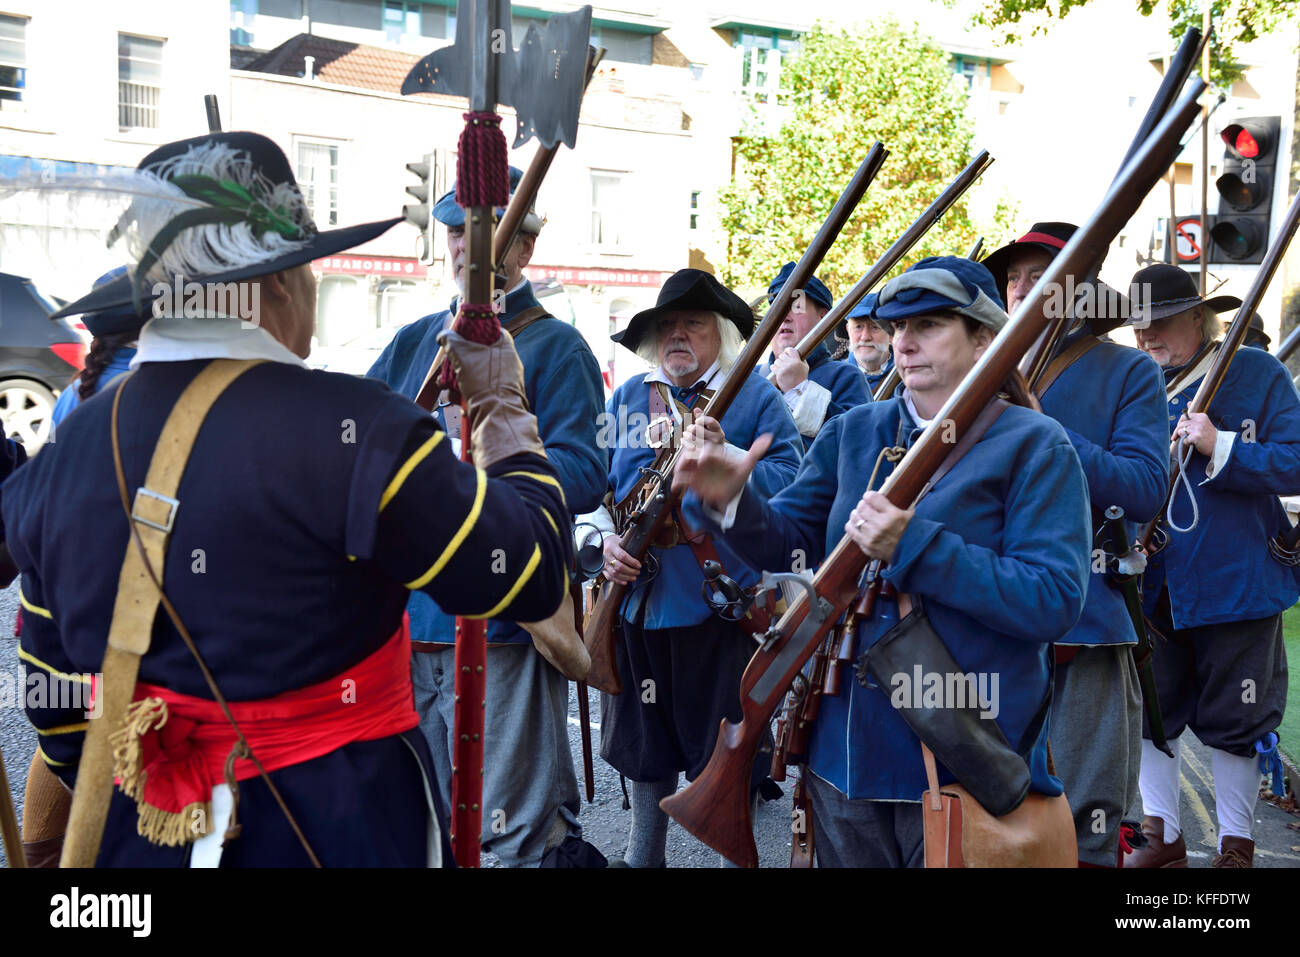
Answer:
[[0, 378, 57, 453]]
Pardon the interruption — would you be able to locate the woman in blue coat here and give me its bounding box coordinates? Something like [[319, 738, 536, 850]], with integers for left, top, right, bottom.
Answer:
[[679, 257, 1091, 866]]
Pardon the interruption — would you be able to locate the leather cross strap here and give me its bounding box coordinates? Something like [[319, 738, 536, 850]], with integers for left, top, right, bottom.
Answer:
[[1033, 335, 1101, 399], [912, 398, 1010, 505], [505, 305, 549, 337], [1165, 340, 1219, 402], [61, 359, 263, 868]]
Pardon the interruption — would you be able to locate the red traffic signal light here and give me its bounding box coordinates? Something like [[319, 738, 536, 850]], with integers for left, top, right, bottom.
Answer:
[[1221, 121, 1272, 161], [1210, 116, 1281, 265]]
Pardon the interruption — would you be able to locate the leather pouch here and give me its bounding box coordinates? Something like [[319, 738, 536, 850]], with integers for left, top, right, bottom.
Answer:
[[857, 596, 1030, 816], [920, 743, 1076, 867]]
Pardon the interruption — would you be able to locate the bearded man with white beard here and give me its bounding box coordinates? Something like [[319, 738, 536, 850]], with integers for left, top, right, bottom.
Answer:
[[368, 166, 608, 867], [582, 268, 802, 867]]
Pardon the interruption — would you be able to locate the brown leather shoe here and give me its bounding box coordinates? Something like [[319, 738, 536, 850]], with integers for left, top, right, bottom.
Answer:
[[1212, 836, 1254, 868], [1122, 815, 1188, 868]]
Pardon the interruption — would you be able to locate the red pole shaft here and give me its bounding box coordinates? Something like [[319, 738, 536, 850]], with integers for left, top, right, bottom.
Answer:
[[450, 408, 486, 868]]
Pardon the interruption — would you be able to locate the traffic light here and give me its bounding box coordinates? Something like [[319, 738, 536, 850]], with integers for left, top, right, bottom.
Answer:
[[1210, 116, 1281, 264], [404, 153, 435, 266]]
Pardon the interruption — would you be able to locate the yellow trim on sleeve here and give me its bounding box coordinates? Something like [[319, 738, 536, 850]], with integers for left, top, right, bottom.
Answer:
[[36, 721, 89, 736], [466, 544, 542, 619], [19, 587, 52, 620], [404, 468, 487, 589], [500, 471, 567, 507], [17, 648, 90, 684], [380, 431, 446, 512], [541, 508, 558, 535], [37, 745, 72, 768]]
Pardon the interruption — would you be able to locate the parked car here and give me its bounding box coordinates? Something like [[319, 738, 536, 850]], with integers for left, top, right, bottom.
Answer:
[[0, 272, 85, 452]]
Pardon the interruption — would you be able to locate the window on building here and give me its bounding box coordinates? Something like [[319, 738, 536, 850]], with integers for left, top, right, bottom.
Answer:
[[689, 190, 700, 230], [422, 3, 455, 39], [0, 15, 26, 109], [591, 25, 652, 65], [314, 0, 381, 31], [297, 139, 339, 227], [736, 30, 797, 104], [118, 34, 163, 130], [952, 57, 988, 92], [383, 0, 420, 43], [590, 170, 626, 247]]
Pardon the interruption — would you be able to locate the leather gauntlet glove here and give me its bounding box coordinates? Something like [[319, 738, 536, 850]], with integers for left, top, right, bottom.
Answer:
[[436, 327, 547, 469]]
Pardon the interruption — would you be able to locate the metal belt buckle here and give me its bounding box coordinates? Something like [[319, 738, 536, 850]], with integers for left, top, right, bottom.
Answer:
[[132, 487, 179, 533]]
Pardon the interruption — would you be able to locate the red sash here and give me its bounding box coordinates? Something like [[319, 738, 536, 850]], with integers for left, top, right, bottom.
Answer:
[[102, 617, 417, 845]]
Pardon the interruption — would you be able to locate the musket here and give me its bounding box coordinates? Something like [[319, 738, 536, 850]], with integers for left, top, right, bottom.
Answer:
[[784, 151, 993, 369], [1274, 324, 1300, 365], [1139, 186, 1300, 556], [412, 45, 605, 413], [1019, 26, 1206, 391], [203, 94, 222, 133], [583, 143, 889, 695], [1097, 506, 1172, 757], [966, 237, 984, 260], [660, 81, 1206, 867]]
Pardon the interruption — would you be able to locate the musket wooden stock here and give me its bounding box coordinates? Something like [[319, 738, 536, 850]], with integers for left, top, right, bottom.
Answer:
[[582, 143, 888, 695], [787, 151, 994, 366], [1140, 186, 1300, 551], [661, 81, 1206, 867]]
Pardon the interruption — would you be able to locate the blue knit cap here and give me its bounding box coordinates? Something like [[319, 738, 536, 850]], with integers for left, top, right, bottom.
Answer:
[[767, 261, 834, 312], [432, 165, 541, 232], [874, 256, 1007, 332], [846, 292, 878, 321]]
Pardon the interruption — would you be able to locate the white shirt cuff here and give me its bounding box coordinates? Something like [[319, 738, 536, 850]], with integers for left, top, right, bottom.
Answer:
[[784, 379, 832, 436], [700, 486, 745, 531], [1201, 430, 1236, 483], [576, 503, 616, 550]]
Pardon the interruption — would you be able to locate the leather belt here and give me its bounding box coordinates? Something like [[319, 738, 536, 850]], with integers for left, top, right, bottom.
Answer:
[[412, 640, 451, 654]]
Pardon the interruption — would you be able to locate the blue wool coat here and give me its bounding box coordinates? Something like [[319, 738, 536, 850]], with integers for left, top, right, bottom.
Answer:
[[684, 397, 1091, 800], [4, 359, 572, 865], [368, 282, 607, 645], [605, 369, 802, 630], [1143, 345, 1300, 628], [1038, 334, 1169, 646], [759, 341, 870, 448]]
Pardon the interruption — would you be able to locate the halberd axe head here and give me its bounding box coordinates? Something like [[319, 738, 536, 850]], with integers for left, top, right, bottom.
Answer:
[[401, 0, 592, 151]]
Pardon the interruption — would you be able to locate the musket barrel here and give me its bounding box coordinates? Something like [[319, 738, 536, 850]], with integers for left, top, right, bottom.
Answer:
[[791, 150, 994, 363], [1277, 324, 1300, 365]]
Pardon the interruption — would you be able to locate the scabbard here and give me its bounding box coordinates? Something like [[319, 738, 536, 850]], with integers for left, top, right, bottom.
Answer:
[[1126, 582, 1172, 759]]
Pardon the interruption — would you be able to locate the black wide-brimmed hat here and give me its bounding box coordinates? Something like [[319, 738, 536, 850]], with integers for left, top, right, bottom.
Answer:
[[50, 132, 401, 321], [1246, 313, 1271, 348], [612, 269, 753, 352], [1126, 263, 1242, 326], [981, 221, 1076, 295]]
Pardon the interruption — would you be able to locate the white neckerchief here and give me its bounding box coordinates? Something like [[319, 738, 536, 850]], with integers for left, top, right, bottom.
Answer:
[[131, 316, 308, 369], [645, 359, 723, 391]]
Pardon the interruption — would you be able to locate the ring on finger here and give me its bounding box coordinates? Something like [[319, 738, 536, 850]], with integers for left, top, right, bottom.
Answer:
[[854, 518, 865, 529]]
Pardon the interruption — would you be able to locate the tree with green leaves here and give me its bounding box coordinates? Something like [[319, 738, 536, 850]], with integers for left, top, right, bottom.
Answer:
[[719, 19, 1017, 299], [970, 0, 1296, 89]]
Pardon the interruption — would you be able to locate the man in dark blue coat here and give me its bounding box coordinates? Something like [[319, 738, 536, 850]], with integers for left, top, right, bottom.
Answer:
[[1126, 263, 1300, 868], [841, 293, 895, 397], [984, 222, 1169, 867], [368, 167, 607, 867], [758, 263, 868, 448], [5, 132, 571, 866]]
